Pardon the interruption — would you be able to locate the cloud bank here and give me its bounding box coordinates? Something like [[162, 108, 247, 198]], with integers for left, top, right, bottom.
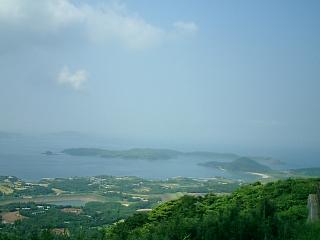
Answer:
[[0, 0, 198, 50]]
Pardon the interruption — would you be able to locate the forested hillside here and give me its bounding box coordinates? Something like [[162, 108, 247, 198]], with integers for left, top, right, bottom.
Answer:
[[106, 178, 320, 240], [1, 178, 320, 240]]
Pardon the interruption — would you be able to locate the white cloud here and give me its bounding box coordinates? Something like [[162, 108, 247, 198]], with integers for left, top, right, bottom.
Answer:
[[0, 0, 83, 32], [173, 21, 198, 35], [57, 66, 88, 90], [0, 0, 197, 50], [82, 3, 165, 49]]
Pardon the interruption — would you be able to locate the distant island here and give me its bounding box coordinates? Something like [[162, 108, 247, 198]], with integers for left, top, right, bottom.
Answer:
[[61, 148, 241, 161], [42, 151, 58, 156], [199, 157, 273, 174], [62, 148, 181, 160], [61, 148, 284, 167]]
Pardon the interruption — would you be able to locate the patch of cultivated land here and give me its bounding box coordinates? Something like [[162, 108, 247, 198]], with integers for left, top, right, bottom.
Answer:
[[0, 193, 106, 206], [0, 185, 14, 194], [0, 175, 243, 211], [1, 211, 28, 224]]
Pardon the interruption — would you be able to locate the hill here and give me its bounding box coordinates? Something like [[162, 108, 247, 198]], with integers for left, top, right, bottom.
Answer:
[[62, 147, 242, 161], [1, 178, 320, 239], [62, 148, 181, 160], [200, 157, 273, 173], [61, 148, 285, 168], [106, 178, 320, 240]]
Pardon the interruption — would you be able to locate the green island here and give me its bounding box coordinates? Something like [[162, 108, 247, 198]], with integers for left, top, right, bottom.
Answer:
[[61, 148, 284, 166], [62, 148, 182, 160], [199, 157, 274, 173]]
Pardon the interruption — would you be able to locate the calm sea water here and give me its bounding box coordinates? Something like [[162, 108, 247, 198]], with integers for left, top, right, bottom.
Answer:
[[0, 136, 232, 181], [0, 135, 319, 181]]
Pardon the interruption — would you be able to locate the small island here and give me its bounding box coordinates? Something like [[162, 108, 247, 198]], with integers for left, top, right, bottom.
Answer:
[[42, 151, 58, 156]]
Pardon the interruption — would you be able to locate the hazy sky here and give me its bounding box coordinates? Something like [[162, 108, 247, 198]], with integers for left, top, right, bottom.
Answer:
[[0, 0, 319, 151]]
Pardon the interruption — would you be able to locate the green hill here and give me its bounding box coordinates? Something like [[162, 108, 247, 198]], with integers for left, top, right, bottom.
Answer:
[[106, 178, 320, 240], [200, 157, 273, 173], [62, 148, 240, 161], [62, 148, 285, 169], [62, 148, 181, 160], [1, 178, 320, 239]]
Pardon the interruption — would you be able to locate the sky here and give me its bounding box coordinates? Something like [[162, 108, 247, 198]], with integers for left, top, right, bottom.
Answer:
[[0, 0, 319, 153]]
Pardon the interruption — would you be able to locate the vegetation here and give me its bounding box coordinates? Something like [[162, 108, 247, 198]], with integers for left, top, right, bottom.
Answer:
[[200, 157, 273, 173], [61, 148, 244, 161], [0, 176, 240, 200], [61, 148, 285, 168], [106, 178, 320, 240], [62, 148, 181, 160], [1, 177, 320, 239]]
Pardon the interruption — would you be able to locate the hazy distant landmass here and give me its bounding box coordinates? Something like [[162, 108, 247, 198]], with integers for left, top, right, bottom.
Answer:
[[249, 156, 285, 166], [289, 168, 320, 177], [185, 151, 239, 160], [62, 148, 181, 160], [62, 148, 242, 161], [61, 148, 284, 168], [200, 157, 273, 173], [42, 151, 58, 156]]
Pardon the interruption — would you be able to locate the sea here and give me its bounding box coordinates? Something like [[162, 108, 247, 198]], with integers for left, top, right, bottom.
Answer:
[[0, 134, 319, 181]]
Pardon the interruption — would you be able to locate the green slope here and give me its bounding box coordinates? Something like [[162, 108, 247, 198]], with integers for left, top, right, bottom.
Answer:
[[200, 157, 273, 173], [106, 178, 320, 240]]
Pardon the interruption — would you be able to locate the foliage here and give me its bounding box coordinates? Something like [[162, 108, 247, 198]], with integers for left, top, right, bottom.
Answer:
[[201, 157, 273, 173], [62, 148, 181, 160], [106, 178, 320, 240], [1, 178, 320, 239], [62, 148, 242, 161]]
